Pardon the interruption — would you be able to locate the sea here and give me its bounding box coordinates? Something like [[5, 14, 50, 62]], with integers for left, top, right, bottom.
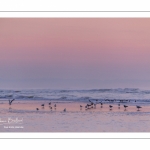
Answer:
[[0, 88, 150, 104]]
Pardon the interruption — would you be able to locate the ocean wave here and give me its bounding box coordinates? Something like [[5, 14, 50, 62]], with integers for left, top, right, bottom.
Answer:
[[0, 88, 150, 104]]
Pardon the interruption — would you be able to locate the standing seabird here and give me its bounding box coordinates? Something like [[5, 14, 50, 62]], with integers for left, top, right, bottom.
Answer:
[[87, 104, 92, 108], [136, 106, 142, 111], [36, 108, 39, 111], [109, 105, 113, 109], [63, 108, 66, 112], [41, 104, 44, 107], [100, 102, 103, 108], [124, 105, 128, 110]]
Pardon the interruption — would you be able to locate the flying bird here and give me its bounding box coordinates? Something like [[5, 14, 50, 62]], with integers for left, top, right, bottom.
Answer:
[[9, 99, 15, 105]]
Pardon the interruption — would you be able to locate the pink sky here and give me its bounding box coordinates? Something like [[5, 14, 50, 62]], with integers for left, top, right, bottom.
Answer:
[[0, 18, 150, 89]]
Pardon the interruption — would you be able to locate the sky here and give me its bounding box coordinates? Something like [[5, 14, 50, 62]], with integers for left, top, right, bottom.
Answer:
[[0, 18, 150, 89]]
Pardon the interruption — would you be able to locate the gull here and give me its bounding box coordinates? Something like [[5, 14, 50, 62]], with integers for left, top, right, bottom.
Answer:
[[118, 103, 120, 108], [36, 108, 39, 111], [41, 104, 44, 107], [49, 102, 51, 105], [80, 105, 83, 108], [136, 106, 142, 111], [109, 105, 113, 109], [54, 104, 56, 107], [124, 105, 128, 109], [9, 99, 15, 105], [87, 104, 92, 107], [63, 108, 66, 112]]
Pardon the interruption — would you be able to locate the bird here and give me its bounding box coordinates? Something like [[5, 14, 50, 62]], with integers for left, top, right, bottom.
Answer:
[[9, 99, 15, 105], [80, 105, 83, 108], [49, 102, 51, 105], [124, 105, 128, 109], [36, 108, 39, 111], [135, 100, 136, 102], [118, 103, 120, 108], [54, 104, 56, 107], [109, 105, 113, 109], [41, 104, 44, 107], [87, 104, 92, 107], [136, 106, 142, 111], [63, 108, 66, 112]]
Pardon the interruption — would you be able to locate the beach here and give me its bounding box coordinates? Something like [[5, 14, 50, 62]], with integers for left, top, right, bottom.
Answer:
[[0, 99, 150, 132]]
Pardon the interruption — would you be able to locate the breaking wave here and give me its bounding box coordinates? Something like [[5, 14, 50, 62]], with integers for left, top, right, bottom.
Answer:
[[0, 88, 150, 104]]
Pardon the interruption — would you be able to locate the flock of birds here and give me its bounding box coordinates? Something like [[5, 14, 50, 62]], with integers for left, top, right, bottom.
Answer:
[[36, 103, 66, 112], [82, 99, 142, 111], [8, 98, 142, 112], [8, 99, 67, 112]]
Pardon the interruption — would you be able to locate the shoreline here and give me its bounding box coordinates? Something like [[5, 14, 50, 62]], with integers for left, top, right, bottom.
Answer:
[[0, 99, 150, 132], [0, 99, 149, 113]]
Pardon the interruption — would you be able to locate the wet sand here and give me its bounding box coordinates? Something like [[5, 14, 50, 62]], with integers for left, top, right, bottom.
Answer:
[[0, 100, 150, 132]]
